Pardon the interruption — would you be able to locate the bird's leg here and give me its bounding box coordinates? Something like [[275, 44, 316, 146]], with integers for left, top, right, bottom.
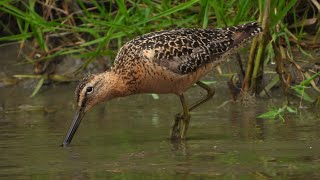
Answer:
[[171, 81, 215, 140], [179, 94, 191, 139], [188, 81, 215, 111], [171, 94, 190, 140], [180, 81, 215, 138]]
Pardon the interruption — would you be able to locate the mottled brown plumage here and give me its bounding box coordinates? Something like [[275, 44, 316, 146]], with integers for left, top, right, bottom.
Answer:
[[62, 22, 262, 146]]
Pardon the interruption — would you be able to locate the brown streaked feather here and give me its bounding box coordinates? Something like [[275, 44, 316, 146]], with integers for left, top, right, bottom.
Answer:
[[112, 22, 262, 75]]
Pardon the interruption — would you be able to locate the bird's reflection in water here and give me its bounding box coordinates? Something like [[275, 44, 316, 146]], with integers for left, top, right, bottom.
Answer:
[[170, 139, 190, 158]]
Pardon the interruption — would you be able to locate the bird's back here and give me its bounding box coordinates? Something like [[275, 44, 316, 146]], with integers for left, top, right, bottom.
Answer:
[[113, 22, 262, 74], [111, 22, 262, 94]]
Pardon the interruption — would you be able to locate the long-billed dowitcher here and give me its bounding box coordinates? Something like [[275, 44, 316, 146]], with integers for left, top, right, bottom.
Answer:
[[62, 22, 262, 146]]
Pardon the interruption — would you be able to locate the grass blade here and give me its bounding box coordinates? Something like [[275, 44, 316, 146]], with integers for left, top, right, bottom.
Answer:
[[30, 77, 45, 97], [136, 0, 199, 26]]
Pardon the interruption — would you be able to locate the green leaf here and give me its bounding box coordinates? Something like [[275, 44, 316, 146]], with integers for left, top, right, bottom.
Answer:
[[136, 0, 200, 25], [201, 0, 210, 28], [115, 0, 128, 18], [209, 0, 226, 26], [257, 109, 279, 119], [291, 86, 314, 102], [299, 71, 320, 86], [30, 77, 45, 97], [233, 0, 251, 25], [286, 106, 297, 113], [271, 0, 298, 27], [0, 33, 31, 42]]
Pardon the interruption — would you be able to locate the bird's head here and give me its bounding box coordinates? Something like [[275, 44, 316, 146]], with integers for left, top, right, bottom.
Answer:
[[75, 74, 104, 112], [61, 72, 121, 147]]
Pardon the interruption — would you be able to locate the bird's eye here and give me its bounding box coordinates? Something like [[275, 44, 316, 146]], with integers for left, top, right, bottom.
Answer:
[[86, 86, 94, 94]]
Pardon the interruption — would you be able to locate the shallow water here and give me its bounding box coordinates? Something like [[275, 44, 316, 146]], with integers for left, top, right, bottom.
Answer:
[[0, 45, 320, 179]]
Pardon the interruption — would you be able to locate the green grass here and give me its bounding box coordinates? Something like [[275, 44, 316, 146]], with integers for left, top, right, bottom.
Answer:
[[0, 0, 319, 113], [0, 0, 262, 63]]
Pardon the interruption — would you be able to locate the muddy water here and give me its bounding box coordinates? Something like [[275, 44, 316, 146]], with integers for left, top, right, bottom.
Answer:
[[0, 45, 320, 179]]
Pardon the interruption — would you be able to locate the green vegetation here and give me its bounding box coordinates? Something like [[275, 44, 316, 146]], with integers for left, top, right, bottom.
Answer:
[[0, 0, 319, 118]]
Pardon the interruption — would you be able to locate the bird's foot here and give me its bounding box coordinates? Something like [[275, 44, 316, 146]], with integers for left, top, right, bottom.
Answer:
[[170, 113, 182, 140], [170, 113, 190, 140]]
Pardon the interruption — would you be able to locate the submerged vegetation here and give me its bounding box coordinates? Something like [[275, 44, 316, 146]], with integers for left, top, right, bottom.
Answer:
[[0, 0, 319, 118]]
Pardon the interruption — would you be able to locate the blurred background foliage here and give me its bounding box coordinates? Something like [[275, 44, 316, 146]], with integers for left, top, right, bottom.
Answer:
[[0, 0, 319, 109]]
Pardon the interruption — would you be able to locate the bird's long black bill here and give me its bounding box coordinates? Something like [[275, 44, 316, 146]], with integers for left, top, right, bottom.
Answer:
[[61, 108, 86, 147]]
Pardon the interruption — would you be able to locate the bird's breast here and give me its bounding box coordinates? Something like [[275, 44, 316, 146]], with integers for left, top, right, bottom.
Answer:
[[128, 59, 214, 95]]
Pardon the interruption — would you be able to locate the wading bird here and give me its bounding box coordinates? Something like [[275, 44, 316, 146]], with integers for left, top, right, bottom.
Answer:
[[62, 22, 262, 146]]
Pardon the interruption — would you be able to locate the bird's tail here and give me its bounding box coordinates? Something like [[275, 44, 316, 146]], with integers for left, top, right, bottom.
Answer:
[[225, 22, 263, 48], [208, 22, 263, 67]]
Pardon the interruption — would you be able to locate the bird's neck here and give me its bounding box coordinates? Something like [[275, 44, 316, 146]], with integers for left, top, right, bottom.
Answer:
[[100, 71, 133, 100]]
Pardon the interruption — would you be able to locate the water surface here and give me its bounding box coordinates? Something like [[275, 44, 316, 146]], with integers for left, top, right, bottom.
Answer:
[[0, 45, 320, 179]]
